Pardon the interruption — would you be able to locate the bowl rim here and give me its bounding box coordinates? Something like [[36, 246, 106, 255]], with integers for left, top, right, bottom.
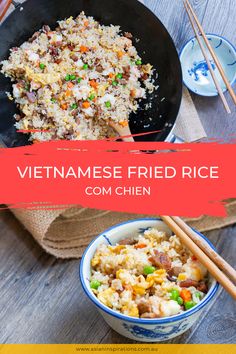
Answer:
[[179, 33, 236, 97], [79, 218, 219, 324]]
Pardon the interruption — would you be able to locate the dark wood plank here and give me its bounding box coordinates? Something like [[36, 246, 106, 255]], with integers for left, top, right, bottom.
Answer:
[[0, 211, 108, 344]]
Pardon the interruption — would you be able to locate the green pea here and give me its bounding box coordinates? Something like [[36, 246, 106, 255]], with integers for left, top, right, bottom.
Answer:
[[89, 94, 95, 101], [184, 301, 197, 311], [112, 80, 118, 86], [143, 265, 156, 275], [39, 63, 45, 70], [105, 101, 111, 108], [70, 103, 78, 110], [90, 280, 101, 290], [65, 74, 71, 81], [51, 98, 57, 103], [70, 75, 76, 81], [170, 289, 180, 301], [116, 73, 123, 79], [24, 84, 30, 91], [83, 64, 88, 70], [177, 297, 183, 305], [77, 77, 83, 83], [136, 59, 142, 65]]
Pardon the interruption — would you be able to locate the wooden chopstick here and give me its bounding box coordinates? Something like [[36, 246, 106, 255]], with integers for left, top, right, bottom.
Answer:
[[183, 1, 231, 114], [160, 215, 236, 300], [185, 0, 236, 106], [172, 216, 236, 283]]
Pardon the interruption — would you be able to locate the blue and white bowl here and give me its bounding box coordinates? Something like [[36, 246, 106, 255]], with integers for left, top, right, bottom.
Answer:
[[80, 218, 219, 342], [180, 34, 236, 96]]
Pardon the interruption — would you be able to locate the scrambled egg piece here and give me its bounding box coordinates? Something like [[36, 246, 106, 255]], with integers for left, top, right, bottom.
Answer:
[[108, 245, 125, 254], [91, 253, 100, 267], [147, 269, 166, 286], [116, 269, 135, 285], [122, 305, 139, 318], [178, 273, 187, 281], [133, 275, 150, 295], [25, 67, 60, 85], [97, 288, 116, 308]]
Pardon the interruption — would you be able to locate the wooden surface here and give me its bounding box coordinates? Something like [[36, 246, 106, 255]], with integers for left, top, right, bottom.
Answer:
[[0, 0, 236, 345]]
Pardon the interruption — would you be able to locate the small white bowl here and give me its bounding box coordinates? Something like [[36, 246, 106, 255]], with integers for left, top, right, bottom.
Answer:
[[80, 218, 219, 342], [180, 34, 236, 96]]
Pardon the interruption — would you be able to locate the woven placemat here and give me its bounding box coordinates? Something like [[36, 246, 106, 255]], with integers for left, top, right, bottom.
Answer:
[[11, 200, 236, 259]]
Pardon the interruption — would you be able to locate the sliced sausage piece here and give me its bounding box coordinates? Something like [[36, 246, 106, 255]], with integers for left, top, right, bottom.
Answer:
[[197, 281, 208, 294], [179, 279, 199, 288], [141, 73, 149, 81], [118, 237, 137, 246], [141, 312, 158, 319], [26, 92, 36, 103], [122, 65, 131, 80], [28, 31, 40, 43], [137, 301, 152, 315], [124, 32, 133, 39], [42, 25, 51, 33], [167, 275, 176, 282], [96, 65, 103, 73], [71, 54, 78, 62], [149, 250, 172, 271]]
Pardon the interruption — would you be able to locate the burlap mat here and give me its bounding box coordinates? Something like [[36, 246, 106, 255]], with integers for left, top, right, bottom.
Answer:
[[10, 200, 236, 258]]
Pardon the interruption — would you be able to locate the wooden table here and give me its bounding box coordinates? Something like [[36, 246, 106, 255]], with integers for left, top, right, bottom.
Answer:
[[0, 0, 236, 344]]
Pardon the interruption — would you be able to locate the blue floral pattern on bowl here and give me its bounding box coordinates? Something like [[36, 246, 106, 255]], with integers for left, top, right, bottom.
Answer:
[[123, 320, 189, 340], [180, 34, 236, 96]]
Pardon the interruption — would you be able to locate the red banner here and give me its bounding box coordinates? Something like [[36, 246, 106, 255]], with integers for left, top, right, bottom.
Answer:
[[0, 141, 235, 217]]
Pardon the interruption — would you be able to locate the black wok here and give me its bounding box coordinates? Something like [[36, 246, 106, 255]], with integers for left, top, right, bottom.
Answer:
[[0, 0, 182, 147]]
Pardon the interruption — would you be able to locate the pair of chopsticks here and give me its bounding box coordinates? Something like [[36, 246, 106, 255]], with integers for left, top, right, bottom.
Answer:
[[184, 0, 236, 114], [160, 216, 236, 300]]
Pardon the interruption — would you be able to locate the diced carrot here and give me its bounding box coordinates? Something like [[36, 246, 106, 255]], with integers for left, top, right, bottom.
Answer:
[[67, 82, 74, 89], [134, 243, 146, 249], [80, 45, 89, 53], [109, 73, 115, 78], [84, 20, 89, 27], [65, 90, 72, 97], [130, 89, 136, 98], [117, 51, 124, 59], [119, 120, 128, 127], [89, 80, 98, 89], [60, 103, 68, 110], [82, 101, 90, 109], [180, 289, 192, 302]]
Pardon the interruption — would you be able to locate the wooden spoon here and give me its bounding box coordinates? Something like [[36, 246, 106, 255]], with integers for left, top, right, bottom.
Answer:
[[109, 121, 134, 142]]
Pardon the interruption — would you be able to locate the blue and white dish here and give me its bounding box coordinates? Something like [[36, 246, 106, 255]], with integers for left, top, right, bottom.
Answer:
[[80, 218, 219, 342], [180, 34, 236, 96]]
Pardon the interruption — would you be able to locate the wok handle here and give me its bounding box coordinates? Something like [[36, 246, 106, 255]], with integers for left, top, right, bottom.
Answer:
[[0, 0, 12, 22]]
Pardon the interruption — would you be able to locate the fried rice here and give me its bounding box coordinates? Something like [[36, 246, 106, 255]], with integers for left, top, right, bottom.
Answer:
[[90, 228, 208, 318], [1, 12, 155, 142]]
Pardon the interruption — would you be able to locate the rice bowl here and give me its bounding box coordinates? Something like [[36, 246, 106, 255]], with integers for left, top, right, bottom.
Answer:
[[80, 219, 218, 342]]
